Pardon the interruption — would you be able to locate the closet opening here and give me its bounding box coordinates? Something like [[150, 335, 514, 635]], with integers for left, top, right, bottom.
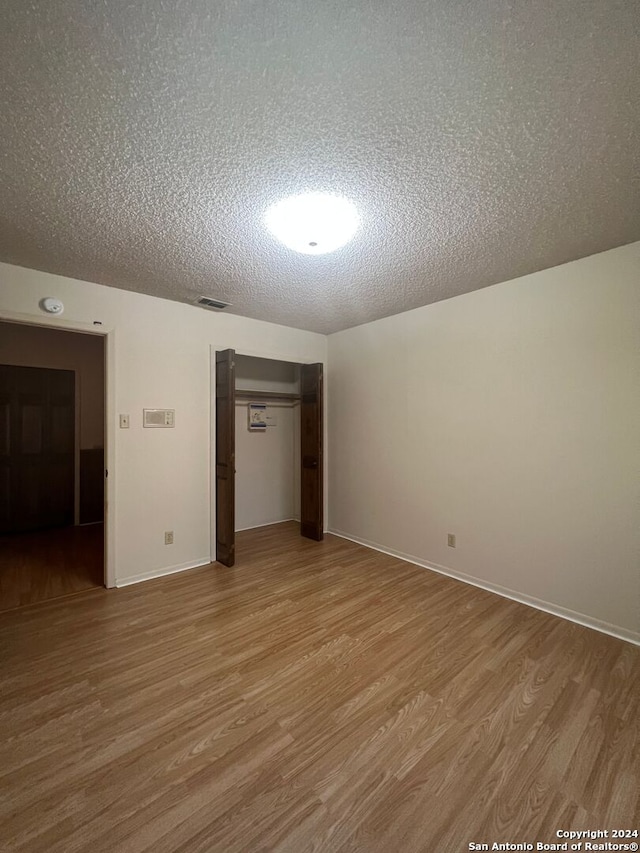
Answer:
[[215, 350, 323, 567]]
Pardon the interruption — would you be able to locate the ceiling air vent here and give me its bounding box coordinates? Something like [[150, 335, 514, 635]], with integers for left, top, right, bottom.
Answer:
[[194, 296, 231, 311]]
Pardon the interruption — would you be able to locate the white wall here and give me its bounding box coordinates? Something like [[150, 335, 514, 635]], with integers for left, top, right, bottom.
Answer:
[[235, 354, 299, 393], [235, 355, 300, 530], [235, 403, 299, 530], [0, 262, 326, 586], [0, 321, 104, 449], [328, 242, 640, 642]]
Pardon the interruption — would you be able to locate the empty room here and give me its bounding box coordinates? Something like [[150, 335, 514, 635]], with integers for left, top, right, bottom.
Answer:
[[0, 2, 638, 852]]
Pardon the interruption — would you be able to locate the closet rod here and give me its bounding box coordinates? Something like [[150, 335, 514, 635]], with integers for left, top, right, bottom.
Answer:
[[235, 401, 296, 410], [235, 389, 300, 402]]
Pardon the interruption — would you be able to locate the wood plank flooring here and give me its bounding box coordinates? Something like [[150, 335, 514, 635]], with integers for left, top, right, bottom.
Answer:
[[1, 521, 638, 852], [0, 524, 104, 612]]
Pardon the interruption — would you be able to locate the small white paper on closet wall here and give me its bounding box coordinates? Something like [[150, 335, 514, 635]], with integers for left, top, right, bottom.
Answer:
[[248, 403, 267, 430]]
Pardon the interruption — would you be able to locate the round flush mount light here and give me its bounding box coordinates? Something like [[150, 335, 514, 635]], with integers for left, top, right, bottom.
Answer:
[[40, 297, 64, 315], [264, 192, 359, 255]]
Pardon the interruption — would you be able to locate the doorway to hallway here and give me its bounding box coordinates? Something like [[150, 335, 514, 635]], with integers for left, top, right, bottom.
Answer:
[[0, 323, 106, 609]]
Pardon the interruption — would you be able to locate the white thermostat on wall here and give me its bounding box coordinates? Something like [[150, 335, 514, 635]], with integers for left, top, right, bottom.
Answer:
[[143, 409, 175, 428]]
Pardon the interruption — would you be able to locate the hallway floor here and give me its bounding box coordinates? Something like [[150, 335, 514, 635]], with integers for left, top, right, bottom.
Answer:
[[0, 523, 103, 611]]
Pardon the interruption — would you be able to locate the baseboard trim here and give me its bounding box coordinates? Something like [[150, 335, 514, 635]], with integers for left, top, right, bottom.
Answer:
[[236, 518, 298, 532], [328, 528, 640, 647], [115, 558, 211, 588]]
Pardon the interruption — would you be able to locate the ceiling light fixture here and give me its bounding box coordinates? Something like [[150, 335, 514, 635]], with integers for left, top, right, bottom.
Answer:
[[264, 192, 359, 255]]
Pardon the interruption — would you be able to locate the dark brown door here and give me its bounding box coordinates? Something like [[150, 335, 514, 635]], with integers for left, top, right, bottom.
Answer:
[[0, 365, 75, 534], [215, 349, 235, 566], [300, 363, 323, 541]]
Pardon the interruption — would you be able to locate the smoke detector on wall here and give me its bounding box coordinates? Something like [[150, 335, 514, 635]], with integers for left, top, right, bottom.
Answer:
[[40, 297, 64, 315], [194, 296, 232, 311]]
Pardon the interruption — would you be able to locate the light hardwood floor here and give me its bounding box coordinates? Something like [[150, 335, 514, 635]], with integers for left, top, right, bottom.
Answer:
[[1, 521, 638, 852], [0, 523, 104, 612]]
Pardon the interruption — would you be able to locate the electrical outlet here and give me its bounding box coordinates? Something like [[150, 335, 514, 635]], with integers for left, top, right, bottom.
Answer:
[[119, 414, 130, 429], [447, 533, 456, 548], [164, 531, 174, 545]]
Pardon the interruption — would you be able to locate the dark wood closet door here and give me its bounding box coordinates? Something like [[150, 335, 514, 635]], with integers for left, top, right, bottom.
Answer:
[[0, 365, 75, 534], [215, 349, 236, 566], [300, 363, 323, 541]]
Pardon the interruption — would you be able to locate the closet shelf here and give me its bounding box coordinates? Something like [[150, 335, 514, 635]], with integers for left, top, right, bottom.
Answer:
[[235, 389, 300, 402]]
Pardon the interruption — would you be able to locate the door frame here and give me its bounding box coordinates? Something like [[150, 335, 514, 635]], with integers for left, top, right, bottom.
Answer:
[[209, 344, 327, 564], [0, 310, 116, 588]]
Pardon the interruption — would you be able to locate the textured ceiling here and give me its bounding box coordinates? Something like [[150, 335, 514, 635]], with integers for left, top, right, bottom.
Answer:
[[1, 1, 638, 334]]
